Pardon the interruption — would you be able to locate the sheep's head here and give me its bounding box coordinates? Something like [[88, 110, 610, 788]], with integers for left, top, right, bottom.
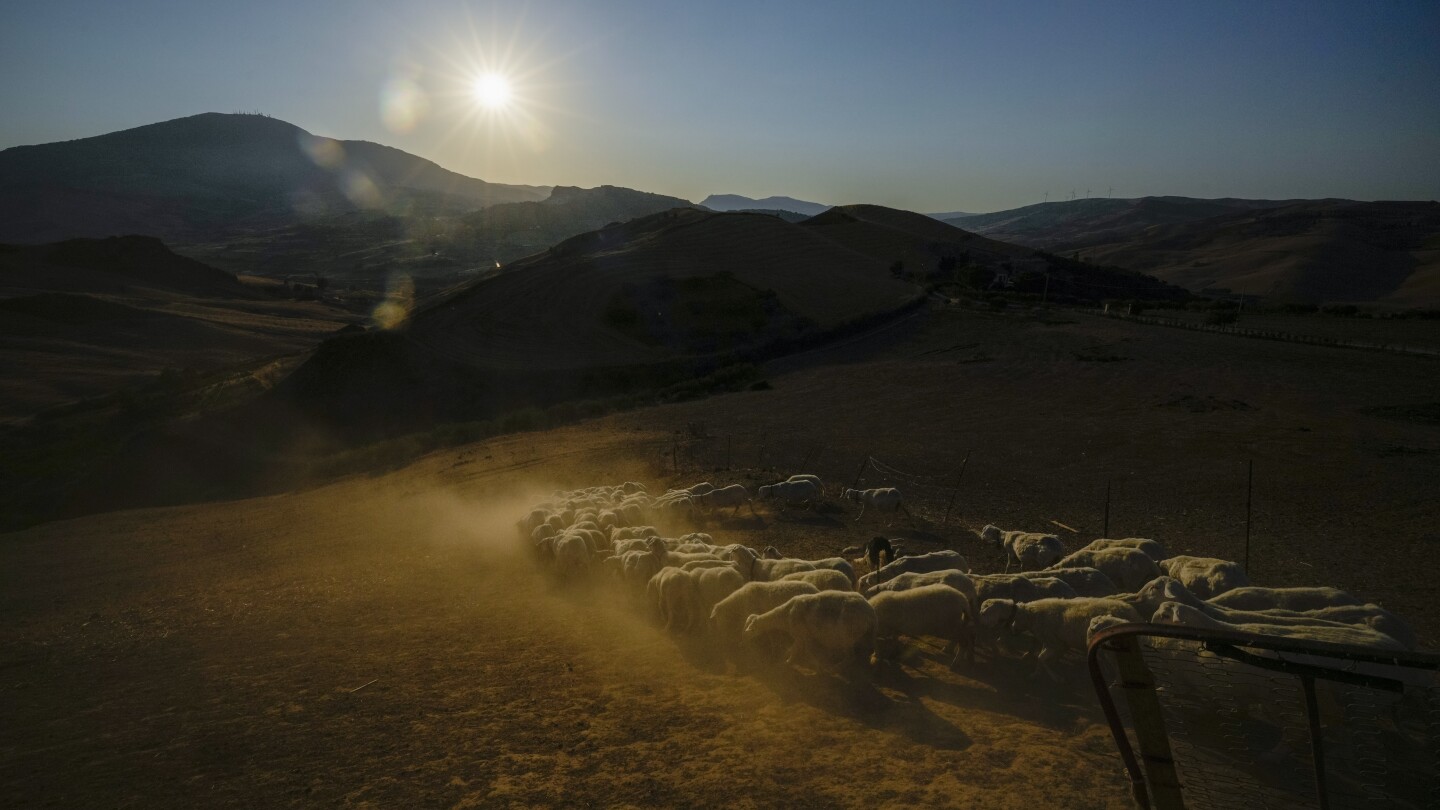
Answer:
[[742, 613, 763, 638], [842, 488, 858, 502], [1087, 614, 1128, 643], [979, 525, 1002, 546], [978, 598, 1018, 630], [1152, 601, 1191, 625], [762, 546, 783, 560]]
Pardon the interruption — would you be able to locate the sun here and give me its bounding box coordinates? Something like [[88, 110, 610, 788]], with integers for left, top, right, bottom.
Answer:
[[471, 73, 512, 110]]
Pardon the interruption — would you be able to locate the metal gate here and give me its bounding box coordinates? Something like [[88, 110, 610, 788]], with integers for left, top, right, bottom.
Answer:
[[1087, 624, 1440, 809]]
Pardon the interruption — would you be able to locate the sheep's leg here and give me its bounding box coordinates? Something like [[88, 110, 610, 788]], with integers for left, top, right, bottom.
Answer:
[[854, 502, 867, 521]]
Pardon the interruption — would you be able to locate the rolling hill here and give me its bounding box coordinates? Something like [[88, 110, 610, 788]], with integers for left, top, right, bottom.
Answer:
[[273, 207, 925, 435], [0, 113, 548, 247], [946, 196, 1316, 251], [1076, 200, 1440, 304]]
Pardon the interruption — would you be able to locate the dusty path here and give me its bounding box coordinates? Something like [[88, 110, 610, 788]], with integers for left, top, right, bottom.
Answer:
[[0, 428, 1130, 808]]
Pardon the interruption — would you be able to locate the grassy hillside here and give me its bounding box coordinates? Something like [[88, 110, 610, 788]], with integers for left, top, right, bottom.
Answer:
[[1079, 200, 1440, 304]]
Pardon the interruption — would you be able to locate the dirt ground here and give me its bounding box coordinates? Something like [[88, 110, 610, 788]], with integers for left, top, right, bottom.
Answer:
[[3, 304, 1437, 807]]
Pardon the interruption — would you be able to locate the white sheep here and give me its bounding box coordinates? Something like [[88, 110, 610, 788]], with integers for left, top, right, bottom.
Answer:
[[743, 591, 877, 674], [681, 559, 736, 572], [1048, 547, 1160, 592], [681, 565, 746, 631], [693, 484, 756, 517], [647, 568, 698, 632], [729, 544, 816, 582], [709, 581, 820, 663], [610, 525, 659, 543], [780, 569, 855, 592], [1134, 578, 1417, 649], [647, 536, 723, 569], [863, 570, 979, 619], [979, 597, 1142, 680], [843, 487, 909, 520], [863, 550, 969, 591], [1152, 602, 1406, 651], [1207, 586, 1362, 613], [980, 525, 1066, 571], [756, 479, 821, 505], [1014, 567, 1119, 597], [870, 584, 973, 669], [784, 474, 824, 494], [1079, 537, 1169, 561], [971, 573, 1078, 605], [552, 534, 591, 579], [1157, 555, 1250, 599]]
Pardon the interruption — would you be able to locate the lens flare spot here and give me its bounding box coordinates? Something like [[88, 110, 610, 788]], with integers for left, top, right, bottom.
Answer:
[[380, 77, 429, 133]]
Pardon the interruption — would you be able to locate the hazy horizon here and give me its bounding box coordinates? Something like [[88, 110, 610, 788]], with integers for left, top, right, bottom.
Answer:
[[3, 0, 1437, 213]]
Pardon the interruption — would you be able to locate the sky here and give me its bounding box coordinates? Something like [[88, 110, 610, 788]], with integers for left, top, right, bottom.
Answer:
[[2, 0, 1437, 213]]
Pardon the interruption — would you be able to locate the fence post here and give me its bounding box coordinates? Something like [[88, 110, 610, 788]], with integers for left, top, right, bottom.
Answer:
[[942, 450, 972, 526], [672, 440, 679, 476], [1102, 479, 1112, 538], [850, 451, 873, 489], [1244, 458, 1254, 575]]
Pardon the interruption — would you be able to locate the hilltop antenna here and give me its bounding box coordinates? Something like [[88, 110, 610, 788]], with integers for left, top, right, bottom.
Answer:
[[1085, 188, 1091, 199], [1044, 191, 1049, 203], [1069, 190, 1076, 201], [1108, 186, 1114, 198]]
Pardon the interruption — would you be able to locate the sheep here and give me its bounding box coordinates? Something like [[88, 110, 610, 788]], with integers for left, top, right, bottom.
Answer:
[[979, 597, 1142, 680], [1157, 555, 1250, 599], [1152, 602, 1406, 651], [971, 573, 1078, 605], [843, 487, 910, 521], [681, 559, 736, 572], [610, 525, 659, 543], [621, 481, 647, 495], [762, 545, 785, 559], [647, 536, 723, 569], [612, 537, 654, 555], [756, 479, 821, 505], [867, 550, 969, 587], [1048, 547, 1160, 592], [614, 548, 663, 592], [647, 568, 699, 632], [1133, 578, 1417, 649], [552, 534, 591, 579], [710, 581, 820, 663], [729, 544, 816, 582], [780, 569, 855, 592], [1207, 586, 1362, 613], [743, 591, 877, 674], [693, 484, 756, 517], [1079, 537, 1169, 562], [864, 570, 979, 620], [1014, 567, 1119, 597], [870, 584, 973, 669], [981, 525, 1065, 571], [681, 565, 746, 630], [784, 474, 824, 494]]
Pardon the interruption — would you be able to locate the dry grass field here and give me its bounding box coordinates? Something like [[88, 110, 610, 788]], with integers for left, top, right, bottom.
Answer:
[[3, 303, 1437, 807]]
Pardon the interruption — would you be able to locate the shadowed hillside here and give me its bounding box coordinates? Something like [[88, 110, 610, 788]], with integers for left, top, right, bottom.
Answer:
[[0, 113, 547, 246], [273, 208, 924, 436]]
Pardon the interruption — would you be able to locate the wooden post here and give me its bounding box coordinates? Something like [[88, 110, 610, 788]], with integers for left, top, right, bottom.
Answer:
[[1244, 458, 1254, 575], [1102, 479, 1111, 538], [725, 436, 732, 470], [942, 450, 972, 526], [850, 451, 872, 489]]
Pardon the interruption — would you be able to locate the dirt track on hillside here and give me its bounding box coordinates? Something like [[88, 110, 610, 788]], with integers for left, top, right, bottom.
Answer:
[[0, 428, 1131, 808]]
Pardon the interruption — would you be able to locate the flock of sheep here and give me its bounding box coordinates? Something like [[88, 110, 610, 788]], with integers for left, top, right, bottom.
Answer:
[[521, 477, 1421, 683]]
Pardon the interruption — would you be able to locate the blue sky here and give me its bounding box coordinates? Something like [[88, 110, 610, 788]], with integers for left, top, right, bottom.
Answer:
[[2, 0, 1437, 212]]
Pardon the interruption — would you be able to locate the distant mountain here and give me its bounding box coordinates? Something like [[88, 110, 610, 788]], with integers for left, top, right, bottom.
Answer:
[[0, 112, 549, 245], [925, 211, 975, 220], [701, 194, 831, 217], [1077, 200, 1440, 305], [450, 185, 699, 261], [945, 196, 1322, 251]]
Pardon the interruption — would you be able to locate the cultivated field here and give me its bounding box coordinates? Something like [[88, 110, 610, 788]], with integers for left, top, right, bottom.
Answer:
[[3, 304, 1436, 806]]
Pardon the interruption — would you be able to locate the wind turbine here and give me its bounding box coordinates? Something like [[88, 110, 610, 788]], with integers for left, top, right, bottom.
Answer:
[[1108, 186, 1114, 198]]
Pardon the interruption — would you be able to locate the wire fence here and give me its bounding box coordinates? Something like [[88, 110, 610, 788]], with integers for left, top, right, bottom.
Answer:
[[1101, 311, 1440, 358], [649, 424, 1279, 557], [1089, 624, 1440, 809]]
